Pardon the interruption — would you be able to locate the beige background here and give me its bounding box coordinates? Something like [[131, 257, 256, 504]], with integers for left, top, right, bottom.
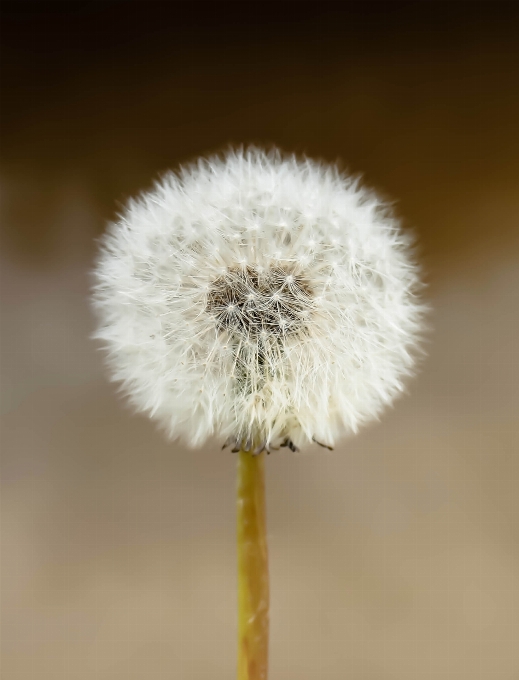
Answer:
[[2, 3, 519, 679]]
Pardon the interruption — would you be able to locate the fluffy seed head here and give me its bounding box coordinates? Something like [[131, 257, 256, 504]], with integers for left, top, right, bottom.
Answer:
[[92, 148, 425, 450]]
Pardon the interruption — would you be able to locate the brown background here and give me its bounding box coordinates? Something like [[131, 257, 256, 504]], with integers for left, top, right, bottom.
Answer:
[[1, 2, 519, 679]]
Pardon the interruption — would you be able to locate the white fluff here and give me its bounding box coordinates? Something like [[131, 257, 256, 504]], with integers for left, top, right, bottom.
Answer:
[[92, 148, 424, 451]]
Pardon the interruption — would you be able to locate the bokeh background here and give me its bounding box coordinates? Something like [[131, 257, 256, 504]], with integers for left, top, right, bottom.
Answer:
[[2, 2, 519, 679]]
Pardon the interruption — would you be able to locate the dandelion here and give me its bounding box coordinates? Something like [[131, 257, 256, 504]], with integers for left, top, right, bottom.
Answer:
[[93, 148, 423, 452], [92, 147, 425, 679]]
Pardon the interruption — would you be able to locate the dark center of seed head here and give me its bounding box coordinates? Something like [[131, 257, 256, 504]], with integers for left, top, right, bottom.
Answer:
[[207, 265, 313, 337]]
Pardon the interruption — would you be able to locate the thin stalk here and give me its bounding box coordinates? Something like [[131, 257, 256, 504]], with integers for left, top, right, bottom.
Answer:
[[237, 449, 269, 680]]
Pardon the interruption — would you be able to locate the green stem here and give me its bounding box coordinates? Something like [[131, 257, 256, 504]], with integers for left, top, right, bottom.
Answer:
[[237, 450, 269, 680]]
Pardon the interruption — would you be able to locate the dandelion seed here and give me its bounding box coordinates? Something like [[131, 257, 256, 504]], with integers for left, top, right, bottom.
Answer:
[[92, 147, 425, 451]]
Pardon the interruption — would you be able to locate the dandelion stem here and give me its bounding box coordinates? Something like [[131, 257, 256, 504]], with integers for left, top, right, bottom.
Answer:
[[237, 449, 269, 680]]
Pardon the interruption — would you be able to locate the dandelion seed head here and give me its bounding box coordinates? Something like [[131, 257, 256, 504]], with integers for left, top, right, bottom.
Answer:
[[92, 147, 425, 450]]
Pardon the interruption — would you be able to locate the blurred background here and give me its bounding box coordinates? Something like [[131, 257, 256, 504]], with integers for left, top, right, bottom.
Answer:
[[1, 2, 519, 679]]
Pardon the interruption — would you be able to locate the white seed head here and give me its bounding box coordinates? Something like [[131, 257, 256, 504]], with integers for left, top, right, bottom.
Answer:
[[92, 147, 425, 450]]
